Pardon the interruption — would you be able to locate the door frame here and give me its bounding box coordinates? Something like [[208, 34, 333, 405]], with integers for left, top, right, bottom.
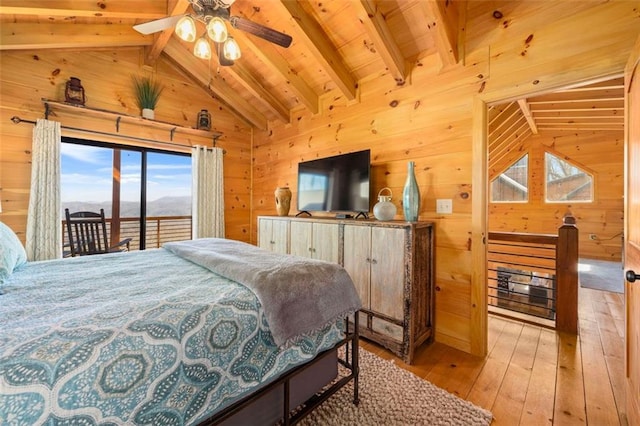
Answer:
[[623, 34, 640, 426], [470, 73, 625, 356]]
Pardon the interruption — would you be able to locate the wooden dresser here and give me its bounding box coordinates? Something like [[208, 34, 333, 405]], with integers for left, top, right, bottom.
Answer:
[[257, 216, 434, 364]]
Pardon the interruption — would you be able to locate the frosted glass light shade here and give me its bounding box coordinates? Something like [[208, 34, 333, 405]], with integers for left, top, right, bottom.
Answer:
[[193, 37, 212, 59], [223, 37, 241, 60], [206, 17, 228, 43], [175, 16, 196, 42]]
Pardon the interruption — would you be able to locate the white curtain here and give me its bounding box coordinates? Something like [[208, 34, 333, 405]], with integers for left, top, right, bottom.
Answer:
[[26, 119, 62, 260], [192, 146, 225, 238]]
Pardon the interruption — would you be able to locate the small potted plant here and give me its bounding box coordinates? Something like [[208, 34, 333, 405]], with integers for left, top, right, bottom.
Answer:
[[132, 75, 164, 120]]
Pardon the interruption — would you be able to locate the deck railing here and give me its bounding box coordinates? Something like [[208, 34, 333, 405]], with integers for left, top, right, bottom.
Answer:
[[487, 215, 579, 333], [63, 215, 192, 252]]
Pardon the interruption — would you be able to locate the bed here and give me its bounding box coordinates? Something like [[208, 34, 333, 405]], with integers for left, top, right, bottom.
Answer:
[[0, 224, 361, 425]]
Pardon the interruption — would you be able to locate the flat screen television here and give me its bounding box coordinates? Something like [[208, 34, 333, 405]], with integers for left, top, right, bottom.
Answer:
[[297, 149, 370, 214]]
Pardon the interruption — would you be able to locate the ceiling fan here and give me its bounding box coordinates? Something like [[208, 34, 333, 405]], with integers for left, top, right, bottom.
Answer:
[[133, 0, 292, 66]]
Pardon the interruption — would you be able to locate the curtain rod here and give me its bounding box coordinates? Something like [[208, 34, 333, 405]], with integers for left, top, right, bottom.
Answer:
[[10, 116, 223, 152]]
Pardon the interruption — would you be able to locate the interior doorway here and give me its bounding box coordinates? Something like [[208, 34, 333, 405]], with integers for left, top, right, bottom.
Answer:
[[485, 77, 625, 325]]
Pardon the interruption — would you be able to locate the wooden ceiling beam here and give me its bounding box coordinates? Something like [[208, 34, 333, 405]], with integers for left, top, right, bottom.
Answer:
[[163, 38, 268, 130], [517, 99, 539, 135], [232, 30, 319, 114], [421, 0, 460, 67], [353, 0, 407, 85], [280, 0, 357, 101], [223, 60, 291, 124], [144, 0, 190, 65], [0, 1, 166, 19], [0, 23, 150, 50], [488, 101, 517, 127]]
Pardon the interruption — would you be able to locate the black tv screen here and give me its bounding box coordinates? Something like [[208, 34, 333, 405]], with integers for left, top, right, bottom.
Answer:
[[297, 150, 370, 213]]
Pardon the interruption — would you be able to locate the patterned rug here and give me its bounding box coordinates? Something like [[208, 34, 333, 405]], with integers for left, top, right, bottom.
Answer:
[[298, 348, 493, 425], [579, 258, 624, 293]]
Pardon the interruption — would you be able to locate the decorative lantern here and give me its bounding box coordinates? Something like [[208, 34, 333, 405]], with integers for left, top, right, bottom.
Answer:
[[373, 187, 397, 221], [65, 77, 85, 106], [197, 109, 211, 130]]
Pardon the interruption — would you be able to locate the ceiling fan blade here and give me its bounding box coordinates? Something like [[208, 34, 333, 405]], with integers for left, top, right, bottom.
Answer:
[[133, 15, 184, 35], [229, 16, 292, 48]]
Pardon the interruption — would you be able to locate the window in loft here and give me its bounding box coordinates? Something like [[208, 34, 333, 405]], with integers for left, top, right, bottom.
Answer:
[[490, 154, 529, 202], [545, 152, 593, 202]]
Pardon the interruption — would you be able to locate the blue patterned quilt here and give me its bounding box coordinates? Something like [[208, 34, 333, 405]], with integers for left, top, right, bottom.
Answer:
[[0, 248, 343, 425]]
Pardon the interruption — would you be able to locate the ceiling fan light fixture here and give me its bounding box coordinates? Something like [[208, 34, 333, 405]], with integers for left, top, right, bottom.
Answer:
[[175, 15, 197, 42], [207, 17, 228, 43], [223, 37, 241, 60], [193, 35, 212, 59]]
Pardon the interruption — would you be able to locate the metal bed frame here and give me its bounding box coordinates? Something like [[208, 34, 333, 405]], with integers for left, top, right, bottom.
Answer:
[[201, 314, 360, 425]]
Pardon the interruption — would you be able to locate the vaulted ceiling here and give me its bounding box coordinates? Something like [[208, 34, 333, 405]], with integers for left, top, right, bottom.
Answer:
[[0, 1, 626, 133], [0, 0, 461, 130], [488, 77, 625, 169]]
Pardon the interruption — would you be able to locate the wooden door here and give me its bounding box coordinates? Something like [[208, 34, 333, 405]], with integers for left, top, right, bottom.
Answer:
[[289, 221, 312, 258], [312, 222, 339, 263], [625, 35, 640, 426], [370, 227, 405, 321], [343, 225, 371, 310]]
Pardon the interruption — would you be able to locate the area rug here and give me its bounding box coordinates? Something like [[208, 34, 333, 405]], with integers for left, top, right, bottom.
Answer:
[[579, 258, 624, 293], [298, 348, 493, 425]]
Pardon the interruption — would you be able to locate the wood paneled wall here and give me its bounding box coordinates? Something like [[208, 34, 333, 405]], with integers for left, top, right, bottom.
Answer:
[[252, 53, 485, 352], [252, 2, 639, 353], [0, 48, 253, 243], [489, 130, 624, 261]]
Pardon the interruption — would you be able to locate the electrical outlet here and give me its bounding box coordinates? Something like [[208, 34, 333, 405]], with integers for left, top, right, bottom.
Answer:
[[589, 234, 597, 240], [436, 199, 453, 214]]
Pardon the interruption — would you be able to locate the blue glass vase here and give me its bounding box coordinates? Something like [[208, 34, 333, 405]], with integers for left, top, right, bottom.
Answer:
[[403, 161, 420, 221]]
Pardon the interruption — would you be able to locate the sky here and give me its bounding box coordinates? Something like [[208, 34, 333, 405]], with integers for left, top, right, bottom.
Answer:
[[61, 143, 192, 203]]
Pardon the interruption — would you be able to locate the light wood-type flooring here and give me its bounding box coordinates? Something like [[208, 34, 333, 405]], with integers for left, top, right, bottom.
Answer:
[[363, 285, 627, 425]]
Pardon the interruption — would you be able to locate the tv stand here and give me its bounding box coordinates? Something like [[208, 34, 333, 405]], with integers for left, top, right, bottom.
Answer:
[[295, 211, 312, 217], [256, 215, 434, 364], [354, 212, 368, 219]]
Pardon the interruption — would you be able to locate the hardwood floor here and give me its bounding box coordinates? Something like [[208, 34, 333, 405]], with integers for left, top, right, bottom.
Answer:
[[362, 285, 627, 425]]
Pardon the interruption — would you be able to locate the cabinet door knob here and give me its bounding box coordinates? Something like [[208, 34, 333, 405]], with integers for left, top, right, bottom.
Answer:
[[371, 259, 377, 264], [627, 270, 640, 283], [365, 258, 370, 263]]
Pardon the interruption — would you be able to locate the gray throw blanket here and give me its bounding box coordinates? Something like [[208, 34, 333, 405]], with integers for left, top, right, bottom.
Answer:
[[164, 238, 362, 346]]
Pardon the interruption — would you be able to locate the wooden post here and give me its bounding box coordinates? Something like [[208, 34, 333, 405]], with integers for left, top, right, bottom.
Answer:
[[110, 149, 121, 247], [556, 215, 579, 333]]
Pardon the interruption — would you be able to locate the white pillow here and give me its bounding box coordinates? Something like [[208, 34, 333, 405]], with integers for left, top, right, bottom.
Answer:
[[0, 221, 28, 284]]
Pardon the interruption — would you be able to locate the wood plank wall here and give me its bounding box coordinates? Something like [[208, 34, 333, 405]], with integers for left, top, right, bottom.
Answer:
[[251, 2, 640, 353], [489, 130, 624, 261], [252, 52, 485, 352], [0, 48, 253, 243]]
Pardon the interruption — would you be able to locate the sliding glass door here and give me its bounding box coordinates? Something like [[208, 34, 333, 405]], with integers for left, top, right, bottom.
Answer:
[[144, 151, 192, 248], [61, 138, 191, 251]]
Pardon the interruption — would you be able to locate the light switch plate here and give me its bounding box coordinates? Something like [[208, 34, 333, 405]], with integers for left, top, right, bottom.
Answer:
[[436, 199, 453, 214]]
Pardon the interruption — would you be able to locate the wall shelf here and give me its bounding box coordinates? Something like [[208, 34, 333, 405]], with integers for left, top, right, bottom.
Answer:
[[41, 99, 222, 144]]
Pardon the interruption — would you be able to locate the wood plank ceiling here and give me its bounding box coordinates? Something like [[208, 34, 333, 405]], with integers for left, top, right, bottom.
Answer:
[[0, 1, 625, 134], [488, 77, 625, 168]]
